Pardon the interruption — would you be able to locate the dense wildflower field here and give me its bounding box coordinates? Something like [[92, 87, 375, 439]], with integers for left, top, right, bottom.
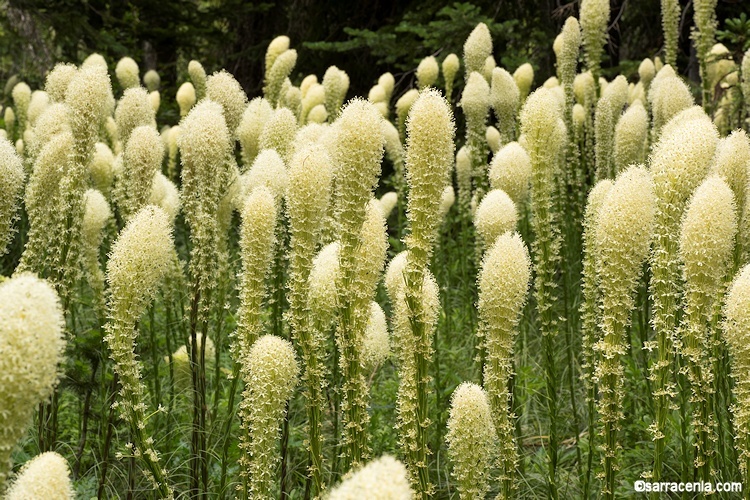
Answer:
[[2, 0, 750, 498]]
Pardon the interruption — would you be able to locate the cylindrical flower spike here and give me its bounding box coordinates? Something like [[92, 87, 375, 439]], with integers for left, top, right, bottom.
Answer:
[[45, 63, 77, 103], [594, 166, 656, 499], [0, 274, 65, 489], [0, 136, 24, 256], [188, 60, 207, 100], [661, 0, 680, 68], [329, 455, 414, 500], [710, 130, 749, 252], [242, 335, 299, 499], [4, 452, 73, 500], [143, 69, 160, 91], [558, 17, 582, 118], [115, 125, 164, 221], [235, 186, 277, 365], [693, 0, 719, 109], [464, 23, 493, 77], [330, 98, 385, 467], [650, 73, 694, 138], [490, 67, 520, 143], [105, 206, 174, 498], [258, 107, 298, 163], [66, 64, 112, 164], [478, 231, 531, 498], [115, 87, 156, 151], [206, 70, 248, 135], [395, 89, 419, 141], [445, 382, 496, 500], [580, 0, 610, 92], [265, 36, 290, 76]]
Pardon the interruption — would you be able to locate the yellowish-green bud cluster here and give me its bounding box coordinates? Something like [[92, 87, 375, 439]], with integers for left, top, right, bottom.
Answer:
[[323, 66, 350, 120], [82, 189, 112, 310], [395, 89, 419, 140], [513, 63, 534, 101], [143, 69, 160, 91], [89, 142, 115, 195], [12, 82, 31, 132], [416, 56, 439, 89], [442, 53, 460, 99], [445, 382, 496, 500], [237, 97, 274, 168], [188, 60, 207, 100], [176, 82, 196, 117], [115, 57, 140, 90]]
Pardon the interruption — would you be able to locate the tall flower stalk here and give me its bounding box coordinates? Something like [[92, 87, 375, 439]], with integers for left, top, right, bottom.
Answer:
[[593, 166, 655, 499], [285, 144, 333, 496], [477, 232, 530, 499], [519, 87, 567, 498], [330, 99, 384, 467], [395, 89, 454, 497], [648, 111, 718, 484], [104, 206, 174, 498], [678, 176, 737, 484]]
